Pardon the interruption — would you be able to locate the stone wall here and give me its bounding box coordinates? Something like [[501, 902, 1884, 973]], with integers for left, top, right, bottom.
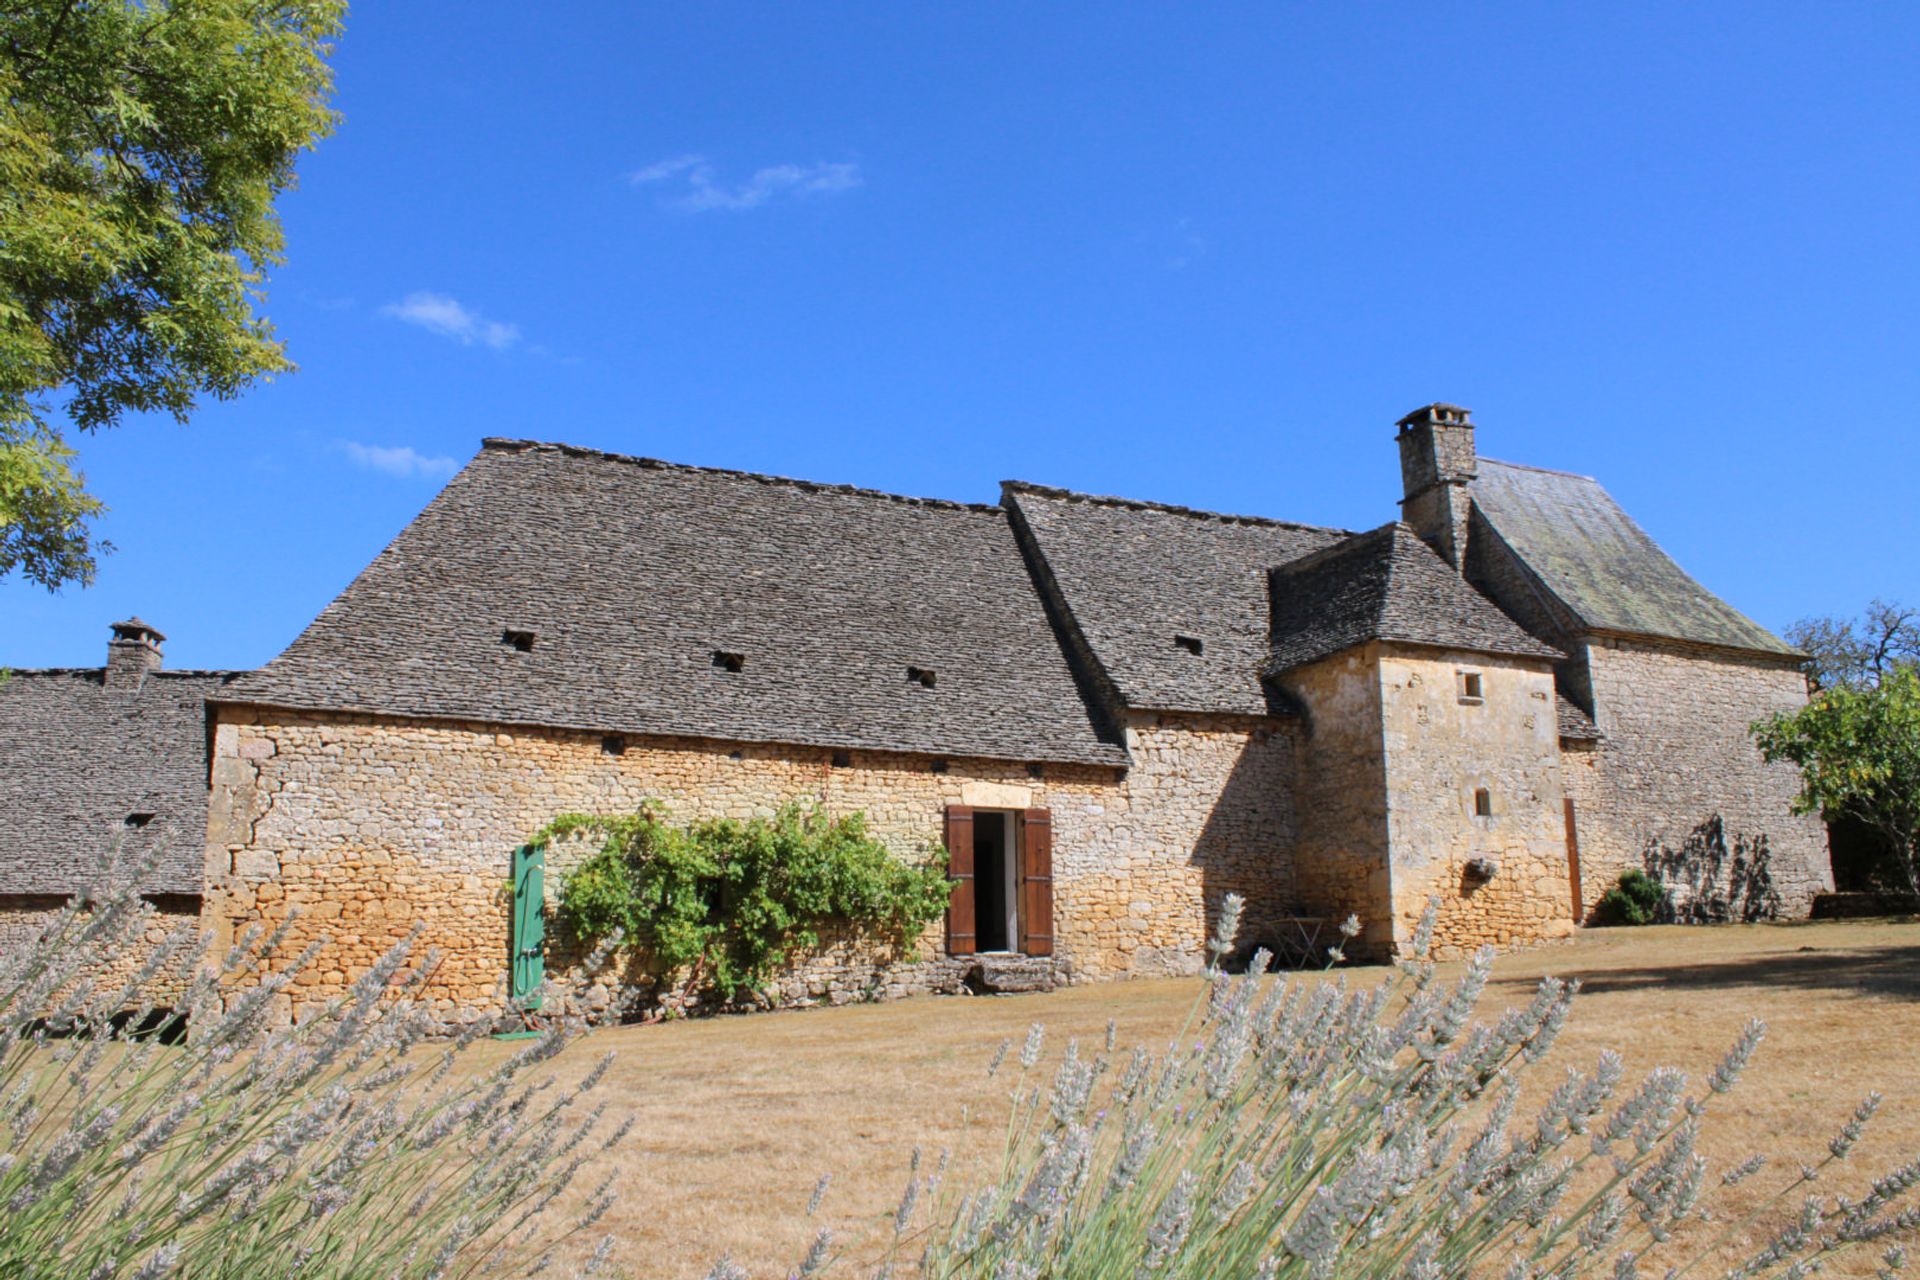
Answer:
[[0, 897, 201, 1012], [1377, 647, 1574, 955], [1562, 636, 1831, 920], [1278, 647, 1393, 955], [202, 704, 1301, 1025]]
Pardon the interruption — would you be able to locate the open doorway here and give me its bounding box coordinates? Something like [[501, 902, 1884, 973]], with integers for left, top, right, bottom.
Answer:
[[972, 810, 1019, 953]]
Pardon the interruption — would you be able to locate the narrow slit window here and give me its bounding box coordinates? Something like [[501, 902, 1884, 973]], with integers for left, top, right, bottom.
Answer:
[[503, 629, 536, 653], [712, 650, 745, 673], [907, 666, 937, 688], [1174, 635, 1203, 656], [1474, 788, 1493, 818]]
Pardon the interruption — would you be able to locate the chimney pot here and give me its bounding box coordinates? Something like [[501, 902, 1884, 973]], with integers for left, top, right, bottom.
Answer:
[[105, 617, 164, 691]]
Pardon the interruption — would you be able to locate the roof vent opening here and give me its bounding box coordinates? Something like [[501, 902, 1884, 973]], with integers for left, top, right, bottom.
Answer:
[[1027, 762, 1045, 780], [503, 629, 536, 653], [907, 666, 937, 689], [712, 650, 745, 673], [124, 812, 155, 829], [601, 735, 626, 757], [1174, 635, 1204, 656], [831, 749, 852, 768], [929, 758, 949, 775]]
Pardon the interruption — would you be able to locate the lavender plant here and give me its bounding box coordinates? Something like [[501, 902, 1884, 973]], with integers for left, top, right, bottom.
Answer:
[[0, 850, 628, 1279], [847, 895, 1918, 1280]]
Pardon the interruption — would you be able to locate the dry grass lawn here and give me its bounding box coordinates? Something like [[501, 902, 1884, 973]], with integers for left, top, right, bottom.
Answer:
[[508, 918, 1920, 1278]]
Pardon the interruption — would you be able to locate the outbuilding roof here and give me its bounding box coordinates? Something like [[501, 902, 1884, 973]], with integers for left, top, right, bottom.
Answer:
[[1002, 483, 1351, 716], [0, 669, 239, 895], [1264, 524, 1563, 676], [1470, 459, 1795, 657], [225, 441, 1125, 766]]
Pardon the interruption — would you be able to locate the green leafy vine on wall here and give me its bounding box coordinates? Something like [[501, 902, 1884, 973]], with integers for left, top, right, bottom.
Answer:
[[534, 802, 951, 1000]]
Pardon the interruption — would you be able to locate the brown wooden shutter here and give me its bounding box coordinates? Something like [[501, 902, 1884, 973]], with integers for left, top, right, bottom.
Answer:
[[945, 805, 976, 956], [1017, 808, 1054, 957], [1563, 798, 1584, 923]]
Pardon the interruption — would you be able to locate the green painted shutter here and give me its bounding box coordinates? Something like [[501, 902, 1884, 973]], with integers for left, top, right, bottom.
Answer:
[[510, 844, 546, 1008]]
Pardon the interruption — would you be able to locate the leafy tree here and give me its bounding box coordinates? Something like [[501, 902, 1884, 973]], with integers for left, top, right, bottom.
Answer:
[[1785, 598, 1918, 692], [1754, 667, 1920, 895], [1, 0, 344, 589]]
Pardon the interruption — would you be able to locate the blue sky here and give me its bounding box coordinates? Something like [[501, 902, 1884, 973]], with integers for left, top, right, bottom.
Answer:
[[6, 4, 1917, 670]]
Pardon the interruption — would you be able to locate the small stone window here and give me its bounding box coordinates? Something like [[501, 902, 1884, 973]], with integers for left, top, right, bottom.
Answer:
[[713, 650, 745, 673], [907, 666, 937, 689], [124, 812, 155, 829], [1174, 635, 1204, 656], [601, 735, 626, 756], [1027, 762, 1045, 779], [831, 749, 851, 768], [503, 629, 536, 653], [929, 758, 949, 775], [1457, 670, 1484, 703], [1474, 787, 1493, 818]]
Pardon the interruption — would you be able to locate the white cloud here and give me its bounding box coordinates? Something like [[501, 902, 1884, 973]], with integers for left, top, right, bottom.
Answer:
[[342, 442, 460, 481], [380, 292, 519, 349], [629, 155, 862, 213]]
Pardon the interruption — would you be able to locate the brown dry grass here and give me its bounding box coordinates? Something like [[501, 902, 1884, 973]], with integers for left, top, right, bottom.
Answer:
[[509, 918, 1920, 1278]]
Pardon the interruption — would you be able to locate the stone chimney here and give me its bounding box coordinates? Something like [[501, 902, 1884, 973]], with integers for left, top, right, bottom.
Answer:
[[105, 618, 164, 691], [1395, 403, 1477, 572]]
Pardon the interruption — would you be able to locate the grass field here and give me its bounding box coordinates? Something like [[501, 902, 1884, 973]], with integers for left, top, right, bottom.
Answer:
[[508, 917, 1920, 1278]]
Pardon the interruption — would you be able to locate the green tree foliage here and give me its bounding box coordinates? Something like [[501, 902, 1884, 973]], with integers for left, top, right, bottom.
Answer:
[[1592, 867, 1669, 926], [1755, 667, 1920, 895], [541, 802, 953, 1001], [1, 0, 344, 588]]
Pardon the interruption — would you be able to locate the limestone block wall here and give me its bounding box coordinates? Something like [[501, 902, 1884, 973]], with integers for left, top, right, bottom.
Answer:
[[1377, 648, 1574, 955], [202, 705, 1300, 1025], [1279, 647, 1394, 954], [1564, 637, 1831, 920], [0, 898, 201, 1011]]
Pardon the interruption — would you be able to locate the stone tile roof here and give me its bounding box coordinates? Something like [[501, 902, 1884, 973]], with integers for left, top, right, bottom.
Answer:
[[1556, 693, 1600, 741], [1471, 459, 1795, 657], [0, 669, 239, 895], [1264, 524, 1563, 676], [225, 441, 1125, 766], [1001, 483, 1352, 716]]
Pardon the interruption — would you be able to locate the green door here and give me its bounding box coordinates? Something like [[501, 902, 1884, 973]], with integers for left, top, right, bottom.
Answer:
[[510, 844, 546, 1008]]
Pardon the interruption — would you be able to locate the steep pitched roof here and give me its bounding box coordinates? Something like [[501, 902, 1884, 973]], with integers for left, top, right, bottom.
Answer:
[[0, 669, 239, 895], [1470, 459, 1795, 657], [1264, 524, 1563, 676], [225, 441, 1124, 766], [1003, 483, 1351, 716]]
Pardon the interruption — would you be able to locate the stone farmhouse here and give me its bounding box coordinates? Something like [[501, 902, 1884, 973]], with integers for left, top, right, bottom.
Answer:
[[0, 406, 1829, 1023]]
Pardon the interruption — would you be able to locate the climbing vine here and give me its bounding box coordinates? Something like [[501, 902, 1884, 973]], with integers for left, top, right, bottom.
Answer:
[[536, 802, 951, 999]]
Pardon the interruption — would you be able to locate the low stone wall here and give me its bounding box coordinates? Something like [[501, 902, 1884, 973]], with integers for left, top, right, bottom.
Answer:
[[0, 897, 202, 1014]]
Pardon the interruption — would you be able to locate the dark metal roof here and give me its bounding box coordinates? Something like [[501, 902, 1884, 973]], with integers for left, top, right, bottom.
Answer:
[[1264, 524, 1563, 677], [224, 441, 1125, 766], [1002, 483, 1352, 715], [0, 669, 239, 895], [1470, 459, 1795, 657]]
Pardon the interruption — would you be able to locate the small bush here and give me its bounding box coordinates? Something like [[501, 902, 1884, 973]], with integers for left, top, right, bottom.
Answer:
[[543, 802, 951, 1001], [1594, 867, 1669, 926], [0, 849, 627, 1279]]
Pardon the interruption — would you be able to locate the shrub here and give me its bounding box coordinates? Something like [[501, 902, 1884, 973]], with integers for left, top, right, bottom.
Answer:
[[0, 849, 627, 1279], [543, 802, 951, 1002], [804, 897, 1920, 1280], [1594, 868, 1669, 926]]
